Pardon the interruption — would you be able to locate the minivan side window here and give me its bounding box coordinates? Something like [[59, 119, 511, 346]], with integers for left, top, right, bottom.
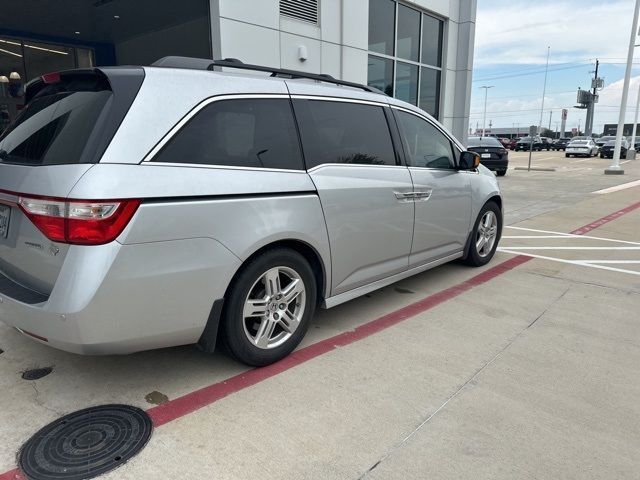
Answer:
[[152, 98, 303, 170], [395, 110, 456, 169], [293, 100, 397, 169]]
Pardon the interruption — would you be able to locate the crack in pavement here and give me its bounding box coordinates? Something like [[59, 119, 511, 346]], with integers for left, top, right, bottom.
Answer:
[[357, 286, 571, 479], [30, 383, 64, 417]]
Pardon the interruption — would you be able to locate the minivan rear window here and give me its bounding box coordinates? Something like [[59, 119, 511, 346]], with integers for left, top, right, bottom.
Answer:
[[0, 74, 112, 166]]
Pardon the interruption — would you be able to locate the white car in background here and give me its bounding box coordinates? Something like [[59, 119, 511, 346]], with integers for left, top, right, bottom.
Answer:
[[565, 139, 599, 158]]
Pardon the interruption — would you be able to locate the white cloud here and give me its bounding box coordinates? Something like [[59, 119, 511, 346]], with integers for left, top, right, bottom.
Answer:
[[474, 1, 632, 66]]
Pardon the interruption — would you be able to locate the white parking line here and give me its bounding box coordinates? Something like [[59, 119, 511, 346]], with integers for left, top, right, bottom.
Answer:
[[499, 246, 640, 250], [497, 249, 640, 276], [504, 226, 640, 245], [592, 179, 640, 194]]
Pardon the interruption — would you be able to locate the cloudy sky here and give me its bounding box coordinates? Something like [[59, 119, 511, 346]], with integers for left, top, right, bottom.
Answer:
[[470, 0, 637, 134]]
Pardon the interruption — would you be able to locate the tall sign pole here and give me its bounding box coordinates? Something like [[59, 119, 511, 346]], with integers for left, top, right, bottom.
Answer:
[[537, 47, 550, 135], [560, 109, 567, 138], [606, 0, 640, 175]]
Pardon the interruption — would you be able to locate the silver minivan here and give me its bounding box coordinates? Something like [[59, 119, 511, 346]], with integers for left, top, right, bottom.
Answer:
[[0, 58, 502, 366]]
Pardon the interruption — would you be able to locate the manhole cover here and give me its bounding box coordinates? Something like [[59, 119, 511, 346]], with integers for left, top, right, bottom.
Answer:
[[19, 404, 152, 480]]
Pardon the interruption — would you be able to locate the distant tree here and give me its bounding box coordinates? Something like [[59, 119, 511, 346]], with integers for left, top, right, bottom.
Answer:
[[540, 128, 555, 138]]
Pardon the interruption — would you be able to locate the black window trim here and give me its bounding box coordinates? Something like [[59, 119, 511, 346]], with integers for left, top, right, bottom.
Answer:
[[290, 95, 404, 171], [390, 105, 463, 171], [142, 93, 306, 173]]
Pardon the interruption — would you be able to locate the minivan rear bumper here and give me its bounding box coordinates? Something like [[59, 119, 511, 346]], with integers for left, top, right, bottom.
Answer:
[[0, 238, 241, 354]]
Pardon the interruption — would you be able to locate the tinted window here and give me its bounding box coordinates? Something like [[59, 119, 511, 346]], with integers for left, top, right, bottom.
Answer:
[[0, 75, 112, 166], [419, 67, 440, 118], [397, 4, 421, 61], [367, 55, 394, 96], [294, 100, 396, 169], [395, 62, 418, 105], [467, 137, 502, 148], [396, 110, 455, 169], [421, 14, 443, 67], [152, 99, 303, 170], [368, 0, 395, 56]]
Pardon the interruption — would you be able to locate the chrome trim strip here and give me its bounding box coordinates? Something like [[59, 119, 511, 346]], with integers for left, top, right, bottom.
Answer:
[[141, 93, 291, 164], [140, 162, 306, 174], [290, 95, 390, 107], [321, 252, 463, 309], [306, 163, 408, 173]]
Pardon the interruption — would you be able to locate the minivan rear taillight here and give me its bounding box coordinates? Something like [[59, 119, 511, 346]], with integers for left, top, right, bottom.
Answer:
[[17, 195, 141, 245]]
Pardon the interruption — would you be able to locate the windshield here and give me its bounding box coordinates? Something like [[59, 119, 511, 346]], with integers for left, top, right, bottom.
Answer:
[[571, 141, 588, 145], [0, 75, 112, 166]]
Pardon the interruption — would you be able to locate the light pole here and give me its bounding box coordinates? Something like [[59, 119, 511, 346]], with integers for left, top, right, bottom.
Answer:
[[607, 0, 640, 174], [537, 47, 551, 136], [480, 86, 494, 137], [629, 79, 640, 159]]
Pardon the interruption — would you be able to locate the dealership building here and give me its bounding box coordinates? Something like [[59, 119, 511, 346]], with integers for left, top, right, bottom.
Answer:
[[0, 0, 476, 141]]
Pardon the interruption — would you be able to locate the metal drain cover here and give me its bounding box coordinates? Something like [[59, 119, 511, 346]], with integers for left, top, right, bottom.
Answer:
[[19, 404, 152, 480]]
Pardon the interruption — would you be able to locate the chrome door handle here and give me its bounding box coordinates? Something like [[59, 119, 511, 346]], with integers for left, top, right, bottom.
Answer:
[[394, 191, 414, 202], [412, 190, 432, 202]]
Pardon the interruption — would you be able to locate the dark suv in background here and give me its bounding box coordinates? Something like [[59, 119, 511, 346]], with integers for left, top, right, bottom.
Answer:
[[467, 136, 509, 176], [552, 138, 571, 151]]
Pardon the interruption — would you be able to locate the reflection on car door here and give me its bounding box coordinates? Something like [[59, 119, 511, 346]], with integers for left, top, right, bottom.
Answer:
[[393, 108, 472, 267], [293, 98, 414, 295]]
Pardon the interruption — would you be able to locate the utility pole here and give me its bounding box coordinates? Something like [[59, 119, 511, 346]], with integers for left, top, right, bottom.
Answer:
[[548, 110, 552, 131], [585, 59, 600, 136], [607, 0, 640, 174], [480, 86, 494, 137], [629, 81, 640, 159], [537, 46, 550, 135]]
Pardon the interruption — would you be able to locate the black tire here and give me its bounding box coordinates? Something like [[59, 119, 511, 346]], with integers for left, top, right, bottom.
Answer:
[[463, 201, 502, 267], [600, 153, 604, 158], [565, 153, 570, 158], [220, 248, 317, 366], [496, 169, 507, 176]]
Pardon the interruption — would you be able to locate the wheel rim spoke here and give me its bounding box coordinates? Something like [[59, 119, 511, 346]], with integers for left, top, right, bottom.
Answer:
[[279, 309, 300, 334], [253, 318, 277, 348], [243, 299, 268, 319], [281, 278, 303, 305], [263, 268, 281, 297]]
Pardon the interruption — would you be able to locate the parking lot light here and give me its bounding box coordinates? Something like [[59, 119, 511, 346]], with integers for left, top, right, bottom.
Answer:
[[606, 0, 640, 174], [480, 86, 494, 137]]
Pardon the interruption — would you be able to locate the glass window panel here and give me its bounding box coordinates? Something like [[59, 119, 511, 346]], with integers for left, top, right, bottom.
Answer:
[[396, 110, 454, 169], [367, 55, 394, 96], [419, 67, 440, 118], [0, 37, 26, 132], [294, 100, 396, 168], [396, 4, 420, 61], [153, 99, 304, 170], [395, 62, 418, 106], [421, 14, 443, 67], [368, 0, 395, 56], [76, 48, 94, 69], [23, 41, 74, 81]]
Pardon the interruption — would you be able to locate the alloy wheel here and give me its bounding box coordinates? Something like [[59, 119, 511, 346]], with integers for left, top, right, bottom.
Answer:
[[475, 211, 498, 258], [242, 266, 306, 349]]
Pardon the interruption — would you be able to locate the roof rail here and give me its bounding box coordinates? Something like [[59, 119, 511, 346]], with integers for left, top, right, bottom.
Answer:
[[151, 56, 383, 94]]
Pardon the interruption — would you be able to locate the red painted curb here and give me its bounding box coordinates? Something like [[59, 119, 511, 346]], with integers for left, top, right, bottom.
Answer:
[[0, 469, 23, 480], [3, 199, 639, 477], [147, 254, 531, 426]]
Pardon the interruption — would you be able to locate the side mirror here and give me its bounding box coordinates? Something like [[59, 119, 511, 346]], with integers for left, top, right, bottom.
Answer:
[[459, 151, 481, 170]]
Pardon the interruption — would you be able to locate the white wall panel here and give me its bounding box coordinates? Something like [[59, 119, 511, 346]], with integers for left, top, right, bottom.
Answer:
[[219, 0, 279, 29], [219, 18, 280, 67]]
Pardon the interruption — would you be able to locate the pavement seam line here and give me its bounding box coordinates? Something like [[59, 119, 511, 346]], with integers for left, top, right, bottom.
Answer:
[[357, 285, 571, 479]]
